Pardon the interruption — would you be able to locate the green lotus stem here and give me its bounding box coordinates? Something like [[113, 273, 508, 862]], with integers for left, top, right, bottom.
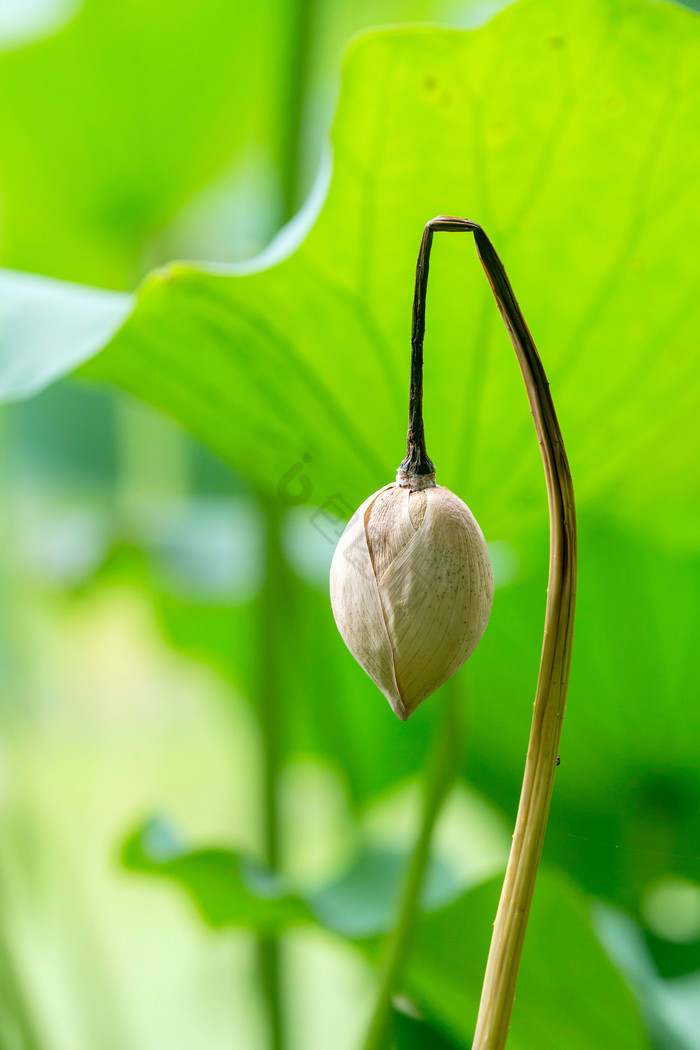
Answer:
[[257, 495, 289, 1050], [360, 686, 463, 1050], [412, 217, 576, 1049], [279, 0, 314, 221]]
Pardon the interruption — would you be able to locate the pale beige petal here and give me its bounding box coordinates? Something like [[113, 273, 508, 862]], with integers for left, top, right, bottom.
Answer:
[[376, 487, 493, 715], [329, 484, 408, 718]]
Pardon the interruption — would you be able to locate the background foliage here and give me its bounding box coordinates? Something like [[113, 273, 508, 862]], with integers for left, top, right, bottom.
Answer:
[[0, 0, 698, 1048]]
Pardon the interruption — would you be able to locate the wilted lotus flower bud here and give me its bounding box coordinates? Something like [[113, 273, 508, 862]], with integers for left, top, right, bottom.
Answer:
[[330, 471, 493, 720], [329, 217, 499, 719]]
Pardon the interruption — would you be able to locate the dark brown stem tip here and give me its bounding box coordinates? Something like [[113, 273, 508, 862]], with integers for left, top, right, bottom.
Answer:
[[402, 218, 488, 481], [427, 215, 483, 235], [403, 216, 489, 479], [399, 444, 435, 476]]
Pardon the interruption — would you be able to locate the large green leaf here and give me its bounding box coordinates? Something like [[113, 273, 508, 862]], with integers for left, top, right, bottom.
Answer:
[[44, 0, 698, 878], [0, 271, 130, 399], [122, 821, 650, 1049], [0, 0, 287, 286], [7, 0, 695, 889], [122, 818, 313, 932], [407, 871, 650, 1050], [466, 516, 700, 909], [122, 818, 460, 937], [0, 0, 504, 287], [60, 0, 700, 552]]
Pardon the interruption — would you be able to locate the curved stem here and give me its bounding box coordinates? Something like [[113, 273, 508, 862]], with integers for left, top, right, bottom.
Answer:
[[411, 217, 577, 1050], [257, 494, 288, 1050], [360, 687, 463, 1050]]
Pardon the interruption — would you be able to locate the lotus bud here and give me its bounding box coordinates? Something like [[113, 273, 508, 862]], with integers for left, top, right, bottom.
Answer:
[[329, 219, 499, 719], [330, 469, 493, 720]]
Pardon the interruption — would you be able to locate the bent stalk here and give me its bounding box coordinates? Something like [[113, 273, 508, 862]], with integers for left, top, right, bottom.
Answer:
[[411, 217, 577, 1050], [357, 217, 576, 1050]]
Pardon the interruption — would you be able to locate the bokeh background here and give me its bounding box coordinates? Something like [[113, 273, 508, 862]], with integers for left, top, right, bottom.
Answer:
[[0, 0, 699, 1048]]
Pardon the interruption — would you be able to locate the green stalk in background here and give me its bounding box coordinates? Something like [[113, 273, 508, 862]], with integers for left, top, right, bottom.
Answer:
[[0, 415, 46, 1050], [257, 0, 315, 1040], [360, 685, 463, 1050], [279, 0, 314, 223], [256, 495, 289, 1050]]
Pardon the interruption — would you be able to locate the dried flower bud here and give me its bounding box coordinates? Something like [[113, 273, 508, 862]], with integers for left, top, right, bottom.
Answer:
[[330, 477, 493, 719]]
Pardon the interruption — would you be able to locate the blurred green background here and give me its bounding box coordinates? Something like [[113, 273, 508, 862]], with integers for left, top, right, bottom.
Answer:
[[0, 0, 699, 1048]]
